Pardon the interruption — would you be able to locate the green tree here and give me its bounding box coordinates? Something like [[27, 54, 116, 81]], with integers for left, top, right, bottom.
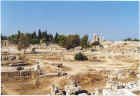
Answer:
[[80, 35, 89, 48], [42, 31, 47, 39], [17, 30, 21, 40], [48, 34, 53, 42], [133, 38, 139, 41], [31, 38, 40, 44], [72, 34, 80, 47], [92, 41, 100, 46], [38, 29, 42, 40], [64, 34, 80, 49], [8, 34, 18, 44], [32, 31, 37, 39], [31, 31, 40, 44], [124, 37, 132, 41], [54, 32, 59, 43], [64, 35, 73, 49], [58, 35, 67, 47], [1, 35, 7, 40], [17, 33, 30, 53]]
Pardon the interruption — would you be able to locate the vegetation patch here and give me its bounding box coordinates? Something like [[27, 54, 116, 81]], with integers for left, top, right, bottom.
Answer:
[[74, 52, 88, 61]]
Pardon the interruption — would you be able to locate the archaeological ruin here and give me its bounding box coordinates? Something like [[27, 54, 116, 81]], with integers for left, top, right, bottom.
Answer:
[[1, 35, 140, 96]]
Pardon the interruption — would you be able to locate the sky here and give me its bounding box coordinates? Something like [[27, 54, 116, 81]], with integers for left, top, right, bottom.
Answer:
[[1, 1, 139, 41]]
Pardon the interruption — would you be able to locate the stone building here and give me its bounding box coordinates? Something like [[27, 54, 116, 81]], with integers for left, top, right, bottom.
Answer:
[[51, 84, 65, 95], [93, 33, 99, 42], [1, 40, 10, 47], [93, 32, 104, 43], [64, 80, 81, 95]]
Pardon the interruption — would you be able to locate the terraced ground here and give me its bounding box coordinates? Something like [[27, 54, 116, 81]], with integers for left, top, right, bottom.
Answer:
[[2, 42, 140, 95]]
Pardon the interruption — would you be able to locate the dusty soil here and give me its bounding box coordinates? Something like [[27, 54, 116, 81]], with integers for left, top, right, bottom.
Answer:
[[2, 42, 139, 95]]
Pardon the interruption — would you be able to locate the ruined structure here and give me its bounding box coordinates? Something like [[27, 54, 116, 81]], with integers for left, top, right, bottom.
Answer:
[[1, 40, 10, 47], [51, 79, 89, 95], [64, 80, 81, 95], [93, 32, 104, 43], [1, 36, 139, 95], [1, 53, 40, 83]]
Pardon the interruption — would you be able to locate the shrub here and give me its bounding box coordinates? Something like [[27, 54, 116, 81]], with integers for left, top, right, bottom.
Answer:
[[75, 52, 88, 61], [92, 41, 100, 46], [16, 66, 24, 71]]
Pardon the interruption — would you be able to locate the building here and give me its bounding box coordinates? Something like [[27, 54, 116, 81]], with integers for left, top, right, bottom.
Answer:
[[1, 40, 10, 47], [93, 32, 104, 43]]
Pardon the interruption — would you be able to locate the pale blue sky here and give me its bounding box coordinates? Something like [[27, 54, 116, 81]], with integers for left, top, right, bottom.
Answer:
[[2, 1, 139, 41]]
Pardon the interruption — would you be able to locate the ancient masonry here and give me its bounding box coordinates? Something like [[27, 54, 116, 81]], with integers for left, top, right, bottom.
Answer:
[[50, 65, 140, 95], [2, 53, 67, 88], [2, 62, 40, 82], [93, 32, 104, 43], [1, 40, 10, 47]]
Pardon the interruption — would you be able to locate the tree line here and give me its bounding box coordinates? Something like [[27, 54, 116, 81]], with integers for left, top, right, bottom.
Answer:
[[1, 29, 90, 50], [124, 37, 140, 41]]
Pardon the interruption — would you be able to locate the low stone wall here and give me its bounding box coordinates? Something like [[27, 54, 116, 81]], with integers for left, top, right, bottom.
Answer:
[[1, 71, 37, 82]]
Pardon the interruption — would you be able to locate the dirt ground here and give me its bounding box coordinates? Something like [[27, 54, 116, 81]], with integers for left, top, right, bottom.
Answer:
[[2, 42, 139, 95]]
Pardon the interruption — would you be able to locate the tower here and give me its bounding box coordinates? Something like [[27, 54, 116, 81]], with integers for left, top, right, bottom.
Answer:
[[100, 32, 104, 43], [93, 33, 99, 42]]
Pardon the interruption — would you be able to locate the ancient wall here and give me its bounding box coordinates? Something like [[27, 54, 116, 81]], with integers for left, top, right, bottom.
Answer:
[[1, 71, 38, 82]]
